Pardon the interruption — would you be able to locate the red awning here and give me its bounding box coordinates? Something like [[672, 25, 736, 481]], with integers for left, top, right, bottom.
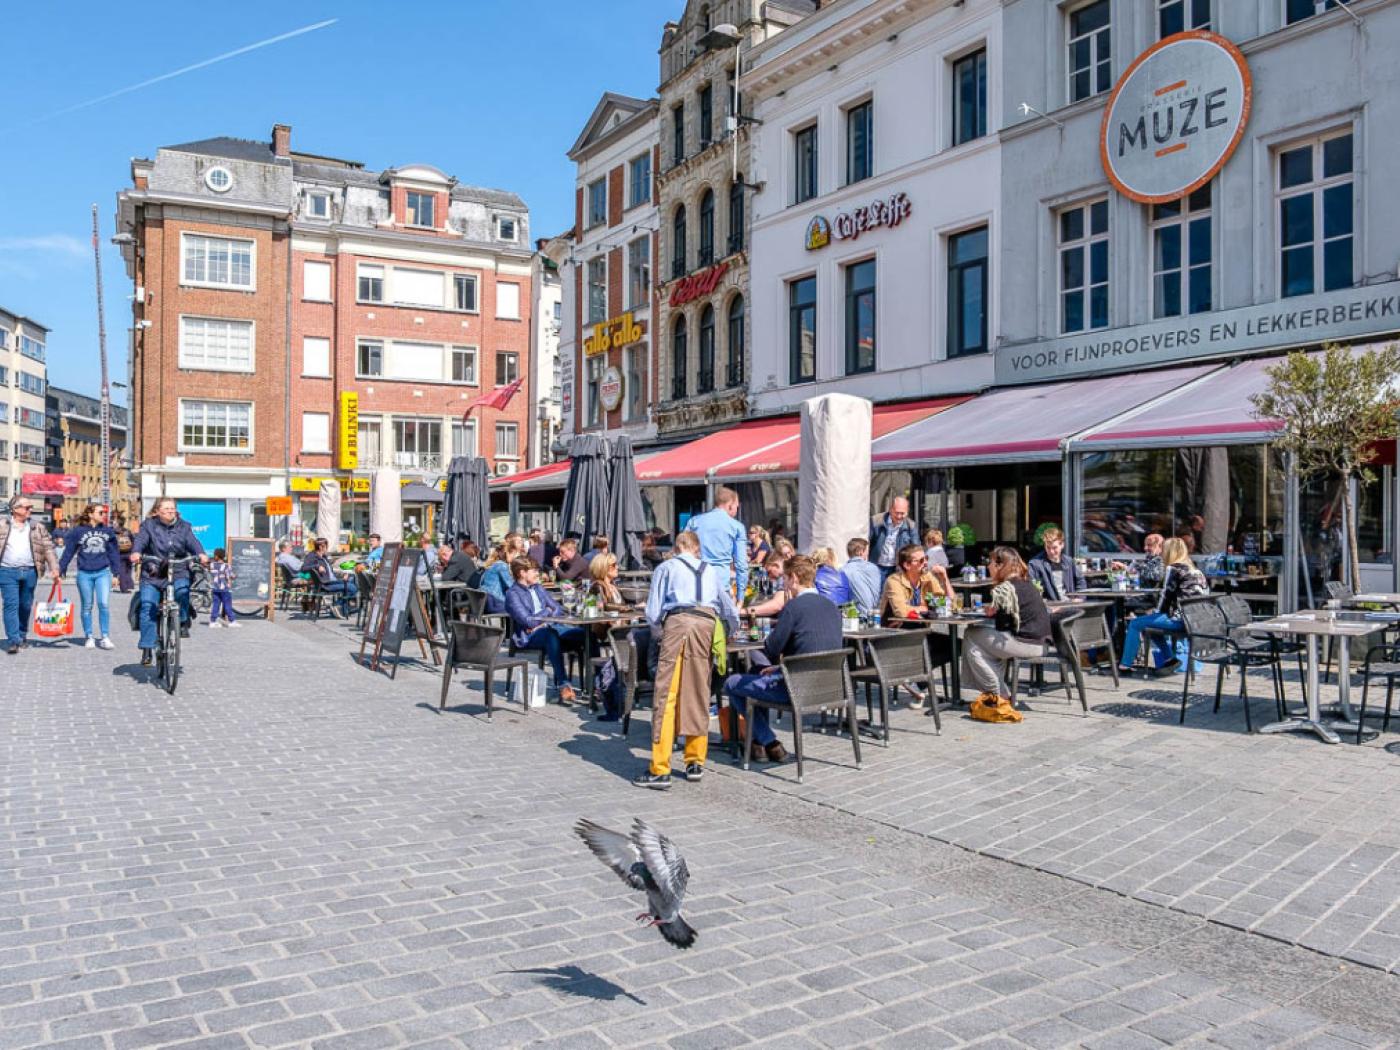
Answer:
[[490, 460, 570, 491], [634, 418, 803, 485], [711, 397, 970, 481]]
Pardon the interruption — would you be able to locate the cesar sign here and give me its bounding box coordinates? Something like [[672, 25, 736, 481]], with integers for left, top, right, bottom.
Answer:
[[1099, 31, 1251, 204]]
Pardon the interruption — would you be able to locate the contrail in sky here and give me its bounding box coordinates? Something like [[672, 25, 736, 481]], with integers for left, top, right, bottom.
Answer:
[[7, 19, 338, 130]]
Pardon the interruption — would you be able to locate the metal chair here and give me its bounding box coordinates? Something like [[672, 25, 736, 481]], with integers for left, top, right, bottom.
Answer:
[[439, 621, 532, 720], [1177, 598, 1284, 732], [277, 564, 311, 612], [849, 631, 946, 741], [1322, 581, 1356, 682], [1354, 641, 1400, 744], [742, 648, 861, 784], [598, 625, 642, 736], [1068, 602, 1119, 688], [353, 570, 375, 629], [1010, 608, 1089, 714], [1219, 593, 1306, 707]]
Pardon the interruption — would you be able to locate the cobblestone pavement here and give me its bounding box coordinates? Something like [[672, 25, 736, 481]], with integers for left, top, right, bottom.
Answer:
[[1, 611, 1398, 1049]]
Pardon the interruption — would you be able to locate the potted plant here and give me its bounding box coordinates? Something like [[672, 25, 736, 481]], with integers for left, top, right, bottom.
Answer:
[[945, 523, 975, 572]]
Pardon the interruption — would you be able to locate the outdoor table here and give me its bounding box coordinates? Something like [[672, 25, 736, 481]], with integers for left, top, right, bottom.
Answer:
[[917, 612, 986, 706], [1250, 609, 1400, 744], [1346, 593, 1400, 607], [950, 579, 993, 596], [541, 610, 644, 707]]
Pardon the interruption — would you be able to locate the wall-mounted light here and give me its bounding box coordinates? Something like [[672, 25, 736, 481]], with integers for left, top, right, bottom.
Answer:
[[1019, 101, 1065, 130]]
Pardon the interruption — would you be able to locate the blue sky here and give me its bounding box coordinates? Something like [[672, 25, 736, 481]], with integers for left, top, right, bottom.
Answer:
[[0, 1, 681, 403]]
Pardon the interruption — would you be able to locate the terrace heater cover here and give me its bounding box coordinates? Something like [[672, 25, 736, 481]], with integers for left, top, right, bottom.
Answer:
[[799, 393, 872, 566], [315, 479, 341, 543], [370, 466, 403, 544]]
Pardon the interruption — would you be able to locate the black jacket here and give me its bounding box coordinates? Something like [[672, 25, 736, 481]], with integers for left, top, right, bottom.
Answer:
[[764, 590, 843, 665], [131, 516, 205, 586], [441, 552, 477, 584]]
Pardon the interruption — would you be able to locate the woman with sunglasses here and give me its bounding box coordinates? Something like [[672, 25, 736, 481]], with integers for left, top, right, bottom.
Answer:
[[57, 504, 122, 649]]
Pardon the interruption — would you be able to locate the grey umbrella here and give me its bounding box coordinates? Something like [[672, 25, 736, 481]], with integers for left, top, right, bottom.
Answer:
[[605, 435, 646, 570], [442, 456, 491, 547], [559, 434, 610, 545]]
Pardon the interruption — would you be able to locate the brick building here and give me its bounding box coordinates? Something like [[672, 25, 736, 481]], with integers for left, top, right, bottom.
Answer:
[[115, 124, 531, 544], [0, 308, 49, 505]]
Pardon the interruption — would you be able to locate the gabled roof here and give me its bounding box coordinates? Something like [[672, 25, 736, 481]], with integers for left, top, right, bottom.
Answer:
[[568, 92, 658, 160], [162, 136, 284, 164]]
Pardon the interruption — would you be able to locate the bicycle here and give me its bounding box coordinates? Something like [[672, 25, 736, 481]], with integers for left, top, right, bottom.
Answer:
[[187, 562, 212, 616], [153, 556, 197, 695]]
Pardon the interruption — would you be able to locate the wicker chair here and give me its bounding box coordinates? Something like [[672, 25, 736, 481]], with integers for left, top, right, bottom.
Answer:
[[440, 621, 533, 720], [742, 648, 861, 784], [849, 631, 946, 741], [277, 563, 311, 612]]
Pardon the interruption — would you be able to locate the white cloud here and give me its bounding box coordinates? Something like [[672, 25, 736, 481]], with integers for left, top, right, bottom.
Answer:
[[0, 233, 89, 259]]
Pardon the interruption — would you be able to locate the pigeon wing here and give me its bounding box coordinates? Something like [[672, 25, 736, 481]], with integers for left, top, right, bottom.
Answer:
[[631, 819, 691, 910], [574, 819, 647, 891]]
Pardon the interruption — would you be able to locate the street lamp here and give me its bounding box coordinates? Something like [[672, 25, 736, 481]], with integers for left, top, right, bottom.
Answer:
[[701, 22, 764, 188]]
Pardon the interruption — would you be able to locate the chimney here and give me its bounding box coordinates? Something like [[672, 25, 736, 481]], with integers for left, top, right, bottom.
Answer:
[[272, 123, 291, 158]]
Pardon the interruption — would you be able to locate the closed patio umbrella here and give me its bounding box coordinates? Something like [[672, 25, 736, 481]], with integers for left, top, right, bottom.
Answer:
[[559, 434, 610, 545], [370, 466, 403, 544], [315, 479, 341, 543], [605, 435, 646, 570], [443, 456, 490, 547]]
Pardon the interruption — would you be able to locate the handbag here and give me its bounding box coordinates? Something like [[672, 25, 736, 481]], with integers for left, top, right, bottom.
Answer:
[[513, 669, 546, 709], [969, 692, 1023, 724], [33, 582, 76, 638]]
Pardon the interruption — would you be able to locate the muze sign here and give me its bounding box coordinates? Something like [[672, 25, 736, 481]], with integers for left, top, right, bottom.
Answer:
[[1099, 31, 1251, 205]]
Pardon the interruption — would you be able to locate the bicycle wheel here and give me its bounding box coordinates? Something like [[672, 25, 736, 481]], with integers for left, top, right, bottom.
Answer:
[[162, 604, 181, 694]]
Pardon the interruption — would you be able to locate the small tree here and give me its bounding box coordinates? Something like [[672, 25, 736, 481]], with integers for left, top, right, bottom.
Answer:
[[1250, 342, 1400, 591]]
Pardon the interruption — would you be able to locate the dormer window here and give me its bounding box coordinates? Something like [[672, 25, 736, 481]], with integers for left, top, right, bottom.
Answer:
[[306, 192, 331, 220], [497, 216, 517, 242], [406, 191, 435, 228], [204, 166, 233, 193]]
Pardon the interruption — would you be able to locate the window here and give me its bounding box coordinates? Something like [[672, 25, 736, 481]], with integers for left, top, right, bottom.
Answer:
[[182, 233, 254, 290], [586, 355, 604, 427], [450, 346, 477, 384], [0, 403, 7, 424], [844, 259, 876, 375], [496, 281, 521, 319], [1287, 0, 1344, 24], [672, 102, 686, 166], [394, 268, 446, 308], [1059, 199, 1109, 333], [496, 216, 517, 241], [1152, 185, 1212, 318], [952, 49, 988, 146], [18, 335, 43, 362], [0, 442, 6, 460], [789, 276, 816, 384], [358, 417, 382, 465], [728, 179, 745, 254], [303, 260, 331, 301], [1278, 131, 1353, 298], [357, 263, 384, 303], [628, 152, 652, 208], [1068, 0, 1111, 104], [698, 189, 715, 266], [627, 237, 650, 310], [671, 317, 687, 400], [302, 412, 330, 453], [180, 400, 252, 452], [451, 419, 477, 458], [18, 407, 45, 430], [306, 192, 331, 220], [698, 305, 716, 393], [453, 273, 478, 312], [357, 339, 383, 378], [587, 178, 608, 228], [495, 423, 519, 460], [699, 83, 714, 146], [624, 345, 647, 423], [204, 166, 232, 193], [393, 419, 441, 469], [18, 442, 43, 464], [672, 206, 688, 279], [845, 101, 873, 185], [406, 191, 435, 228], [587, 257, 608, 324], [0, 366, 7, 386], [1158, 0, 1209, 35], [794, 124, 818, 203], [16, 372, 44, 396], [495, 351, 519, 386], [0, 328, 7, 349], [302, 336, 331, 377], [179, 316, 254, 371], [948, 227, 990, 357], [726, 296, 745, 387]]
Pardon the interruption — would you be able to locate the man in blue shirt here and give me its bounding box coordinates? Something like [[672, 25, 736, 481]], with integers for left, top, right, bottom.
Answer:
[[868, 496, 918, 580], [841, 538, 883, 618], [685, 487, 748, 598], [637, 531, 739, 790], [365, 533, 384, 567]]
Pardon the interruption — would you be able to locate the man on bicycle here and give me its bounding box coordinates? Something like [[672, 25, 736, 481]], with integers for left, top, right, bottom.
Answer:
[[130, 497, 208, 666]]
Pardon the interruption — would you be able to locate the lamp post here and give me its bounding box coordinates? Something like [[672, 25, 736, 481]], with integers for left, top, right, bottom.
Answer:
[[90, 205, 114, 511]]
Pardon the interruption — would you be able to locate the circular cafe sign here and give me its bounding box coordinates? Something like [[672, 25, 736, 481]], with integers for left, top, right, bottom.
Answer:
[[600, 366, 623, 412], [1099, 30, 1251, 205]]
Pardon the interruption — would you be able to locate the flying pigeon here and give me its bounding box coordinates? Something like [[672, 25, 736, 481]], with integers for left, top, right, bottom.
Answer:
[[574, 818, 697, 949]]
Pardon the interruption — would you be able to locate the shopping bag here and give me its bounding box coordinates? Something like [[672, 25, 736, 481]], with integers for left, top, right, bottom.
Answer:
[[969, 692, 1023, 724], [33, 582, 75, 638], [514, 671, 546, 709]]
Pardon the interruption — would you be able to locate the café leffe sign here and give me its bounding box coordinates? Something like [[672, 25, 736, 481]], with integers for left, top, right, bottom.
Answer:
[[583, 311, 646, 357], [806, 191, 913, 250], [1099, 30, 1251, 204]]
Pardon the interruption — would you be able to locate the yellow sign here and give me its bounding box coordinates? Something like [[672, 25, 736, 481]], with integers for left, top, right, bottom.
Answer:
[[266, 496, 293, 516], [583, 311, 645, 357], [338, 391, 359, 470], [290, 476, 371, 495]]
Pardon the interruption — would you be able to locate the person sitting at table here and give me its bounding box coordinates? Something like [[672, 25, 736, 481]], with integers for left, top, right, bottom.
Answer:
[[584, 553, 630, 721], [748, 525, 771, 570], [276, 540, 303, 576], [879, 543, 945, 622], [745, 557, 787, 618], [1137, 533, 1166, 587], [962, 546, 1053, 706], [479, 533, 527, 614], [924, 528, 950, 570], [583, 536, 610, 565], [724, 554, 840, 765], [436, 543, 454, 574], [810, 547, 852, 606], [1028, 528, 1085, 602], [440, 539, 478, 584], [640, 531, 665, 569], [841, 539, 883, 619], [505, 556, 585, 706], [772, 537, 796, 562], [551, 537, 590, 581], [364, 533, 384, 567], [303, 539, 355, 617], [527, 528, 554, 570], [1117, 537, 1208, 676]]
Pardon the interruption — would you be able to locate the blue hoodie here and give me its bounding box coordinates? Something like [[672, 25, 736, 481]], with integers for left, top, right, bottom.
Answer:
[[58, 525, 122, 576]]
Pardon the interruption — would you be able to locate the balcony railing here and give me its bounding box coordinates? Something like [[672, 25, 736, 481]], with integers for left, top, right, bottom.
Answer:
[[355, 450, 445, 473]]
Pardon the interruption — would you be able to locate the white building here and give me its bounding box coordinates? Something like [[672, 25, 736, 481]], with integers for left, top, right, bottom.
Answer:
[[529, 243, 563, 466], [745, 0, 1003, 415], [0, 308, 49, 505]]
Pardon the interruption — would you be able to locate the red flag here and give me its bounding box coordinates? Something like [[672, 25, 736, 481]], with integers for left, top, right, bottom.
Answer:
[[465, 377, 523, 413]]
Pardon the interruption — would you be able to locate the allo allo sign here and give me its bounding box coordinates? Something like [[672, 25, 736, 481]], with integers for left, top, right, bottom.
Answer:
[[1099, 30, 1251, 204]]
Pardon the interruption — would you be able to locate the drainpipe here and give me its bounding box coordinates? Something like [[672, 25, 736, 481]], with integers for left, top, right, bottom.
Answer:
[[283, 219, 293, 540]]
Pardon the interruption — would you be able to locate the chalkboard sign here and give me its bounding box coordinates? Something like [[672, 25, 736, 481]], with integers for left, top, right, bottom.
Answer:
[[360, 542, 401, 666], [226, 537, 275, 620], [359, 544, 441, 676]]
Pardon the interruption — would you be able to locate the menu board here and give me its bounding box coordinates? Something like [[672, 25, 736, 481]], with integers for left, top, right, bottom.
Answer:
[[359, 544, 441, 677], [226, 537, 275, 620], [360, 543, 401, 663]]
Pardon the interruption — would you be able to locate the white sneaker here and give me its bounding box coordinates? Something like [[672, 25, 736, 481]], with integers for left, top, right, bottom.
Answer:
[[97, 637, 114, 650], [228, 621, 242, 628], [208, 621, 221, 629], [83, 637, 96, 649]]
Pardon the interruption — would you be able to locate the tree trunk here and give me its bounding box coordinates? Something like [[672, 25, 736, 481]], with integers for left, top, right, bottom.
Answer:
[[1343, 470, 1362, 594]]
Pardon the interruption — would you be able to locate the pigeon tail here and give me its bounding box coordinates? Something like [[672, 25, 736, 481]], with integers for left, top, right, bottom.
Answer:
[[657, 914, 697, 949]]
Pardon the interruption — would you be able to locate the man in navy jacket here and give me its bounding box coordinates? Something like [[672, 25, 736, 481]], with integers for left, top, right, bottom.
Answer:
[[723, 554, 842, 764], [868, 497, 918, 580], [505, 556, 585, 704]]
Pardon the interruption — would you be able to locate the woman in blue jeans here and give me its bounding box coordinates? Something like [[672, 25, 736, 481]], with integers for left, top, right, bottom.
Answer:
[[1119, 537, 1209, 674], [504, 556, 584, 704], [58, 504, 122, 650]]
